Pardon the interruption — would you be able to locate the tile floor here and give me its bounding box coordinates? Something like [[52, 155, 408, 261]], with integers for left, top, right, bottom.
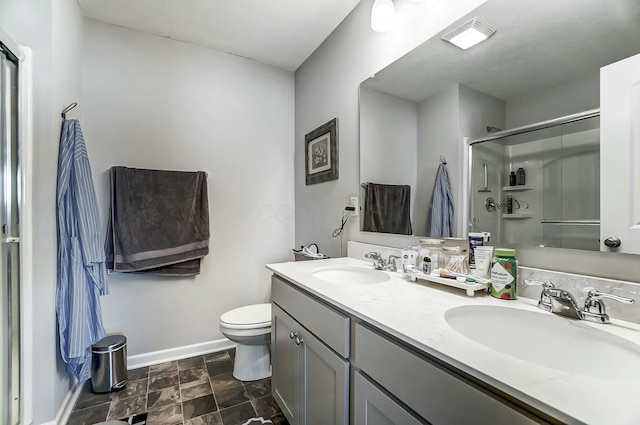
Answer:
[[66, 348, 288, 425]]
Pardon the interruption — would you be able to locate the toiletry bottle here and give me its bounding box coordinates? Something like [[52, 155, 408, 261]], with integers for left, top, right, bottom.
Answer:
[[506, 195, 513, 214], [516, 167, 526, 185], [422, 257, 431, 274], [490, 248, 517, 300], [509, 171, 516, 186]]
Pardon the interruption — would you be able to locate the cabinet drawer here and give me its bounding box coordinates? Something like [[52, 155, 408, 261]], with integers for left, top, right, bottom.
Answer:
[[272, 275, 350, 358], [355, 323, 548, 425]]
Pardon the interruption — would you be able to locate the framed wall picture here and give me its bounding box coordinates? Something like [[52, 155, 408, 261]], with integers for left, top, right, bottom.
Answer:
[[305, 118, 338, 185]]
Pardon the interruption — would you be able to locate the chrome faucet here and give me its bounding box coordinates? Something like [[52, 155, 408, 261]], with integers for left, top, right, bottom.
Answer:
[[582, 289, 634, 324], [524, 279, 635, 323], [364, 252, 401, 272], [364, 252, 385, 270]]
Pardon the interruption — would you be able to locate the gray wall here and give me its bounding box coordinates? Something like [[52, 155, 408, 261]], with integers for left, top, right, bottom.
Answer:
[[82, 20, 295, 356], [295, 0, 486, 256]]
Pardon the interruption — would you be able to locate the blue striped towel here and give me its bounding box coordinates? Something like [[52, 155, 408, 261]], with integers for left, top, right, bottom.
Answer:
[[428, 163, 454, 237]]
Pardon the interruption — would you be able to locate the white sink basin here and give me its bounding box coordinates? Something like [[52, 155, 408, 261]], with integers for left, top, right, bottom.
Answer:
[[445, 305, 640, 380], [312, 266, 390, 285]]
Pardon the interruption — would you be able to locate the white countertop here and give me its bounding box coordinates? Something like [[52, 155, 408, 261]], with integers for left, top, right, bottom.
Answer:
[[267, 257, 640, 425]]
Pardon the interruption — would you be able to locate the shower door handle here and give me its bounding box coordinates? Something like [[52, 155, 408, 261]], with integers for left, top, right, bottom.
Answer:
[[2, 237, 19, 243]]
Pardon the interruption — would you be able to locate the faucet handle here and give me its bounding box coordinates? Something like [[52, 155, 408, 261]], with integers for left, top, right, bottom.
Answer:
[[364, 252, 383, 269], [582, 289, 634, 324], [386, 255, 401, 272], [523, 280, 555, 312]]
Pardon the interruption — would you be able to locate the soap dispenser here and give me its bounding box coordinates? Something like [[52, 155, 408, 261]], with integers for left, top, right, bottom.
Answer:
[[516, 168, 526, 185]]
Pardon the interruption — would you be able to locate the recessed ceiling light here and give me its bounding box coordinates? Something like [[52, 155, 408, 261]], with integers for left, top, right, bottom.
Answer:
[[442, 17, 496, 50]]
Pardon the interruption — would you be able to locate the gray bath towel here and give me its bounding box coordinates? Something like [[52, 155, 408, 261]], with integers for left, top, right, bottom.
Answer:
[[363, 183, 413, 235], [105, 166, 209, 276]]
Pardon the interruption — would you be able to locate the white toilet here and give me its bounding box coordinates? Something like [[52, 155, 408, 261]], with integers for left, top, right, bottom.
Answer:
[[219, 303, 272, 381]]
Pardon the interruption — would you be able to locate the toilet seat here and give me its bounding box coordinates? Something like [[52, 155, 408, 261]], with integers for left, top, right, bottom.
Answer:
[[220, 303, 271, 330]]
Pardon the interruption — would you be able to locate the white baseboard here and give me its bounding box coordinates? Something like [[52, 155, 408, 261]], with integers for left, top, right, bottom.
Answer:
[[47, 379, 83, 425], [127, 337, 235, 370]]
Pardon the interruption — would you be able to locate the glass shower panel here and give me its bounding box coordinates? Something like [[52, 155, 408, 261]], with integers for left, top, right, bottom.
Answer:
[[542, 117, 600, 250], [0, 47, 20, 425]]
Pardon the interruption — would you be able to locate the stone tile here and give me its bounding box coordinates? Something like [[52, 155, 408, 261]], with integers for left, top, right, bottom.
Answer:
[[128, 366, 150, 381], [112, 378, 148, 401], [179, 355, 205, 371], [206, 360, 233, 377], [74, 381, 112, 410], [67, 403, 110, 425], [181, 378, 213, 401], [210, 372, 242, 393], [219, 401, 256, 425], [204, 351, 231, 363], [180, 366, 209, 384], [252, 395, 281, 419], [182, 394, 218, 420], [107, 395, 147, 420], [150, 371, 179, 392], [148, 385, 181, 409], [227, 348, 236, 361], [150, 360, 178, 376], [243, 378, 271, 400], [215, 385, 250, 410], [184, 411, 223, 425], [147, 402, 183, 425]]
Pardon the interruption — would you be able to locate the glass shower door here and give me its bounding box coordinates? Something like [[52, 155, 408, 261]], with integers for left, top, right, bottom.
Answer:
[[0, 46, 20, 425]]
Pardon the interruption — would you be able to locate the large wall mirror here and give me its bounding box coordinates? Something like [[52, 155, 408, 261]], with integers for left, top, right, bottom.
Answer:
[[359, 0, 640, 254]]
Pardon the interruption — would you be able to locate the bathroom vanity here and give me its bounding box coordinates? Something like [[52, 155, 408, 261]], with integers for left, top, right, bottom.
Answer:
[[267, 257, 640, 425]]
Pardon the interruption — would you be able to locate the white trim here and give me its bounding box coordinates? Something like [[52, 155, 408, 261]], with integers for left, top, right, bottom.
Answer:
[[50, 379, 83, 425], [127, 338, 235, 370], [18, 46, 34, 425]]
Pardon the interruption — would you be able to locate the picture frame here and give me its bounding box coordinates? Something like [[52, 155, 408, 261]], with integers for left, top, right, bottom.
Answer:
[[305, 118, 338, 185]]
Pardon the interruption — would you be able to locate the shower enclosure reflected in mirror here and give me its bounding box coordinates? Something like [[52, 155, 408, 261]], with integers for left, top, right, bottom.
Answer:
[[469, 112, 600, 251], [358, 0, 640, 253]]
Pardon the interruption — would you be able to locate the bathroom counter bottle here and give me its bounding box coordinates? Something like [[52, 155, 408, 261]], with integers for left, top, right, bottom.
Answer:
[[490, 248, 517, 300]]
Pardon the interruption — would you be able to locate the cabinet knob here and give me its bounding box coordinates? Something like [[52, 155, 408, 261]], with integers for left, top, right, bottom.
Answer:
[[289, 331, 296, 340], [604, 237, 621, 248], [294, 336, 304, 345]]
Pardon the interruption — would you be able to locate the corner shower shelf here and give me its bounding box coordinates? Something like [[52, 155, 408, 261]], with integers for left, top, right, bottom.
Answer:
[[502, 185, 533, 191], [502, 213, 534, 219], [404, 271, 489, 297]]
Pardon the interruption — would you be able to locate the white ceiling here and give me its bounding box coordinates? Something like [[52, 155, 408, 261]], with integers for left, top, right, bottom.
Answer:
[[77, 0, 362, 71], [363, 0, 640, 103]]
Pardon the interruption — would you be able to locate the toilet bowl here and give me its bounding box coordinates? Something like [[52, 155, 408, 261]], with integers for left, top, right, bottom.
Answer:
[[220, 303, 272, 381]]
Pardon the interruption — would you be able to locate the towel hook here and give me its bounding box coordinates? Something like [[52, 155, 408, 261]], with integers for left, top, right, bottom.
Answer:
[[440, 155, 447, 164], [61, 102, 77, 120]]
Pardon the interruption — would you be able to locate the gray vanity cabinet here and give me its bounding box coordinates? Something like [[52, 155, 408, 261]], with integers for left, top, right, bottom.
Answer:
[[354, 371, 425, 425], [354, 323, 550, 425], [271, 276, 350, 425]]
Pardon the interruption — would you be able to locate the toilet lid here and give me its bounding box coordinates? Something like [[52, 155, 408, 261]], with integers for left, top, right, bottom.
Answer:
[[220, 303, 271, 329]]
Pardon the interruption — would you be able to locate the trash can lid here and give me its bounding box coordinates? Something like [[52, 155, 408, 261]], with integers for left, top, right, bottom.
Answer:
[[92, 335, 126, 352]]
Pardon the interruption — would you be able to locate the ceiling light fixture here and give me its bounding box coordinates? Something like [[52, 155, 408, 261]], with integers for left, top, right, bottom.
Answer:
[[371, 0, 397, 33], [441, 17, 496, 50]]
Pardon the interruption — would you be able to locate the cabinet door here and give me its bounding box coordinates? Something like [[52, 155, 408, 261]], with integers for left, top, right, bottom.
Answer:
[[354, 372, 425, 425], [601, 52, 640, 253], [272, 304, 300, 425], [300, 326, 349, 425]]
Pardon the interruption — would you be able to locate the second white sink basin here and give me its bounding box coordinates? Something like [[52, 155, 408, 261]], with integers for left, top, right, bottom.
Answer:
[[312, 266, 390, 285], [445, 305, 640, 380]]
